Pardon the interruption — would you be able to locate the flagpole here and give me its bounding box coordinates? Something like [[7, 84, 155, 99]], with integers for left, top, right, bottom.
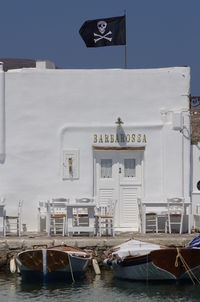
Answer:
[[124, 10, 127, 69], [124, 44, 127, 69]]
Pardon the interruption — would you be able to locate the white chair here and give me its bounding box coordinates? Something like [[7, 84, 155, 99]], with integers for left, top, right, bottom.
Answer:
[[74, 198, 94, 227], [47, 198, 69, 236], [137, 198, 168, 233], [38, 201, 48, 233], [0, 201, 6, 236], [95, 199, 116, 237], [137, 198, 158, 233], [167, 197, 184, 234], [5, 201, 23, 236]]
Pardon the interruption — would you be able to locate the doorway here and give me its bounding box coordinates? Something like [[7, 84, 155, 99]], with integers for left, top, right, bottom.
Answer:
[[94, 149, 143, 231]]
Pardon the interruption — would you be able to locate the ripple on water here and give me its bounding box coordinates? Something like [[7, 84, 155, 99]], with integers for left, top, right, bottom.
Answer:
[[0, 271, 200, 302]]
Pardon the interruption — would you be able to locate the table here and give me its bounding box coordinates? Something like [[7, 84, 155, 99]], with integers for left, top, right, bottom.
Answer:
[[66, 203, 95, 236], [141, 201, 192, 234]]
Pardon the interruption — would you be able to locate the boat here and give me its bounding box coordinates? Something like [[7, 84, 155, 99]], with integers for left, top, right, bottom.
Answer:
[[104, 239, 200, 282], [15, 245, 91, 281]]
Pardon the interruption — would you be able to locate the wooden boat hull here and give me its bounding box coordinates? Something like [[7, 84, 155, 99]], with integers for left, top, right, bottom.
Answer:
[[16, 247, 91, 281], [109, 248, 200, 281]]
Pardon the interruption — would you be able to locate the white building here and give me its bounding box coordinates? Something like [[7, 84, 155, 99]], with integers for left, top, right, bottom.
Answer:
[[0, 60, 192, 231]]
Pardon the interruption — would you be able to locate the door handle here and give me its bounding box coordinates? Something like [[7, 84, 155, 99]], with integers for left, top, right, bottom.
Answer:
[[119, 168, 122, 174]]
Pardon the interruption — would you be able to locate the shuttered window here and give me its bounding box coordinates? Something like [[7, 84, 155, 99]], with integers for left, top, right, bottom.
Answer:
[[124, 159, 136, 177], [101, 159, 112, 178]]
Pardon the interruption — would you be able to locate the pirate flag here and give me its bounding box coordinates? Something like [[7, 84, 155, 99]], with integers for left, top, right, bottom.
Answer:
[[79, 15, 126, 48]]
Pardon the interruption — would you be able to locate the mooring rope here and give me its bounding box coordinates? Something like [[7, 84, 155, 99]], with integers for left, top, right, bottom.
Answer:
[[146, 253, 149, 284], [175, 248, 200, 285], [68, 253, 75, 283]]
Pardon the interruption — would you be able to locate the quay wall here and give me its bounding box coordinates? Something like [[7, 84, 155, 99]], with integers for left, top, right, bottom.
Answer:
[[0, 234, 195, 270]]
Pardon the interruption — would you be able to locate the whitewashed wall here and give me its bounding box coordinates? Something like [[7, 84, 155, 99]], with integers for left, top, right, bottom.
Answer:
[[0, 65, 190, 230]]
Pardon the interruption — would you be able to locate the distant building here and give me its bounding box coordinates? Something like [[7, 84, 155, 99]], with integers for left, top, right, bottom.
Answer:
[[0, 60, 192, 231]]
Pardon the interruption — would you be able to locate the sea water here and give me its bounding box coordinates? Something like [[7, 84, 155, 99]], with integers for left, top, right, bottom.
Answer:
[[0, 270, 200, 302]]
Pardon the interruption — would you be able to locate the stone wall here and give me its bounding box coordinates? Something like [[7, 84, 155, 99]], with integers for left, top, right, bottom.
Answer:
[[0, 234, 195, 271], [191, 113, 200, 144]]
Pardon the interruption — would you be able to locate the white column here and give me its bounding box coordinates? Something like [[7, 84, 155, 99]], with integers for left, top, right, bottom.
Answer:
[[0, 62, 5, 163]]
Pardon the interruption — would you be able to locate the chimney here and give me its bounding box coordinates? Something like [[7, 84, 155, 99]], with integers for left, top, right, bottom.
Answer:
[[36, 60, 56, 70]]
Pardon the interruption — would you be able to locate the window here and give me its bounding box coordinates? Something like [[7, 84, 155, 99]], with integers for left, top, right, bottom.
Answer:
[[101, 159, 112, 178], [124, 159, 136, 177]]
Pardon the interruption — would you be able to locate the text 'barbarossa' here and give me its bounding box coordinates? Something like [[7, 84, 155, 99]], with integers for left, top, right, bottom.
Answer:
[[93, 133, 147, 144]]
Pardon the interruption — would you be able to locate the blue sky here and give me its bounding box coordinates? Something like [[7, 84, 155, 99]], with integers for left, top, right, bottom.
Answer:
[[0, 0, 199, 94]]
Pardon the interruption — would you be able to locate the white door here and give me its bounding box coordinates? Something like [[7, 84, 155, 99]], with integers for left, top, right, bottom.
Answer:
[[95, 151, 119, 208], [118, 151, 142, 230], [94, 150, 143, 231]]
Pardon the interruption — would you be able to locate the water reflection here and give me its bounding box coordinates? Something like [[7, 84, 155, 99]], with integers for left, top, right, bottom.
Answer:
[[0, 270, 200, 302], [108, 275, 200, 302]]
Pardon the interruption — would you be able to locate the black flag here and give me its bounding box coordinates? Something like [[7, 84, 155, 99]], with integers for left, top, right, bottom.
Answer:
[[79, 15, 126, 48]]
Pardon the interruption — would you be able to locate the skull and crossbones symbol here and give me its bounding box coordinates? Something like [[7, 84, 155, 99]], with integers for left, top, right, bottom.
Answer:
[[94, 21, 112, 43]]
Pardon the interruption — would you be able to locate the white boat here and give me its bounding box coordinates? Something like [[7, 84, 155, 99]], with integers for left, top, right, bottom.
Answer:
[[15, 245, 91, 281], [104, 239, 200, 282]]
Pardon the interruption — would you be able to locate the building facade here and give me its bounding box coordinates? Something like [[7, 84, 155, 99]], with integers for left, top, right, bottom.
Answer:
[[0, 61, 191, 231]]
